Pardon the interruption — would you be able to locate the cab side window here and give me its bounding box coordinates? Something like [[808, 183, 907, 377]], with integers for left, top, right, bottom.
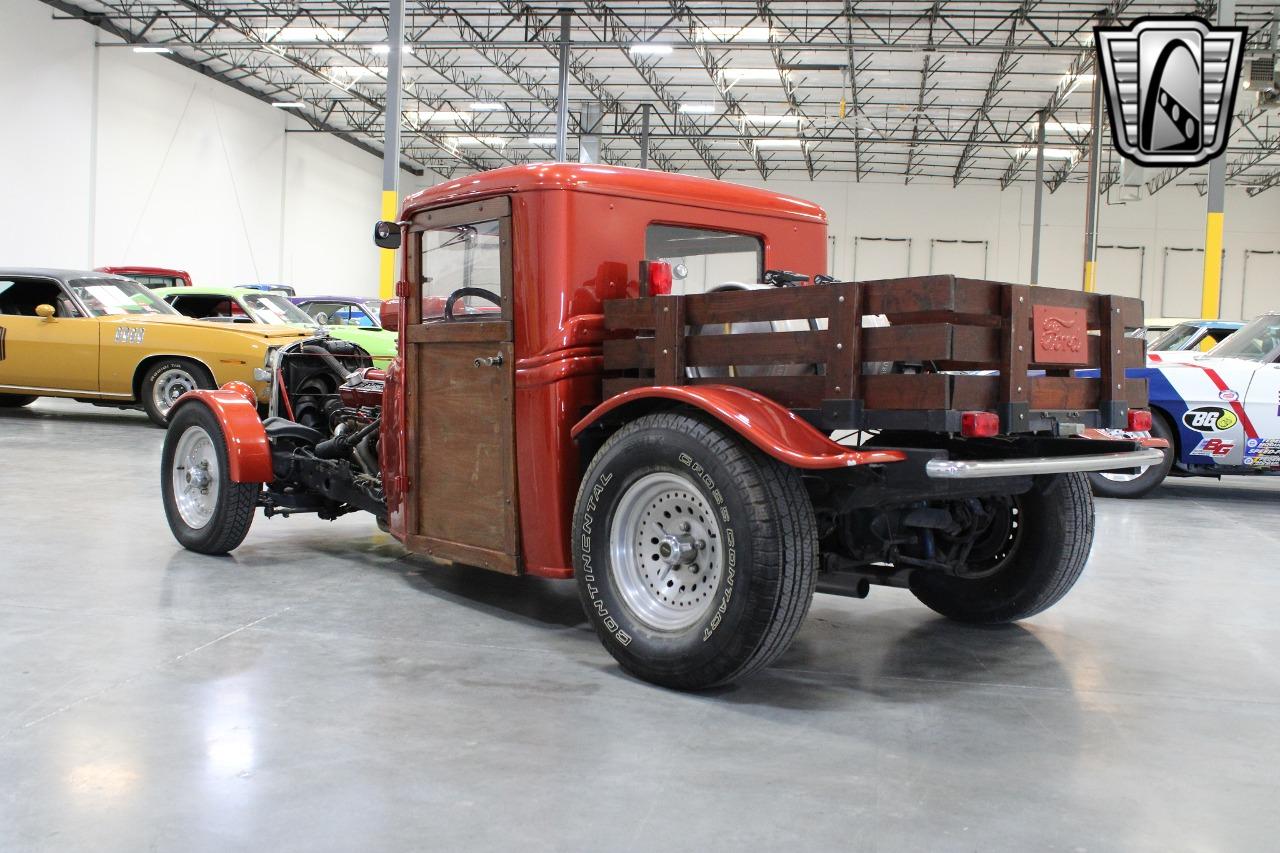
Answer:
[[420, 219, 503, 321], [0, 279, 81, 317], [645, 225, 763, 295]]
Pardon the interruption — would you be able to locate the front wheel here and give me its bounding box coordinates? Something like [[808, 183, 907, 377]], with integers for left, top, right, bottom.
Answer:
[[1087, 412, 1175, 499], [573, 412, 818, 690], [0, 393, 37, 408], [161, 403, 258, 554], [141, 358, 213, 426], [910, 472, 1094, 623]]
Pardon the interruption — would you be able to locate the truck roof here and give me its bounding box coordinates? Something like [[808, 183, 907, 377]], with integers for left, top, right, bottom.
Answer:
[[401, 162, 827, 224]]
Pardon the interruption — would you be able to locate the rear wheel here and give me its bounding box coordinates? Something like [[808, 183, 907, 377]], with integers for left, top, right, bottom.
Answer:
[[162, 403, 258, 554], [0, 394, 37, 408], [910, 472, 1094, 623], [573, 411, 818, 690], [141, 358, 213, 426], [1087, 412, 1175, 499]]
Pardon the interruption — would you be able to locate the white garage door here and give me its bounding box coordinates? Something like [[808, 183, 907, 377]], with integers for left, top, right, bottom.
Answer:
[[1095, 245, 1144, 299], [1161, 247, 1212, 317], [853, 237, 912, 281], [930, 239, 988, 278], [1241, 250, 1280, 320]]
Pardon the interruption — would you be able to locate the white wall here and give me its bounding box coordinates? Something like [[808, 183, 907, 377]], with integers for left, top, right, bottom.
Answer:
[[0, 0, 425, 296]]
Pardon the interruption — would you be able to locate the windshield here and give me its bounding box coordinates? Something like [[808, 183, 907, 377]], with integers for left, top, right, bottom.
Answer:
[[1207, 315, 1280, 361], [68, 278, 178, 317], [1149, 323, 1202, 352], [242, 293, 315, 325]]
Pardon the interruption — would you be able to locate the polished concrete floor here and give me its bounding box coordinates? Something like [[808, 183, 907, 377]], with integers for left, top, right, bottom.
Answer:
[[2, 397, 1278, 852]]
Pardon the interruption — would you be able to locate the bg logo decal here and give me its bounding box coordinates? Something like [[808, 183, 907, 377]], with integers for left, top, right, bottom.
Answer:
[[1095, 17, 1246, 167], [1182, 406, 1238, 432]]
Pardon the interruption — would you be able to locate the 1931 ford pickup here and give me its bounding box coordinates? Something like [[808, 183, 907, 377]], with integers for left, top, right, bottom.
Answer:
[[160, 164, 1160, 689]]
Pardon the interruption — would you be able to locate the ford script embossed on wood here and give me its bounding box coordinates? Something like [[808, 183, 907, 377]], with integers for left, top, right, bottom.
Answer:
[[1033, 305, 1089, 365]]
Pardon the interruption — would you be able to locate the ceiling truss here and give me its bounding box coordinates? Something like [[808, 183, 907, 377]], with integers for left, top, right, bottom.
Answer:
[[38, 0, 1280, 191]]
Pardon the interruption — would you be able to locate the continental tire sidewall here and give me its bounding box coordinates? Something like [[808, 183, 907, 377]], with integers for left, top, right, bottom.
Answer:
[[576, 422, 766, 685]]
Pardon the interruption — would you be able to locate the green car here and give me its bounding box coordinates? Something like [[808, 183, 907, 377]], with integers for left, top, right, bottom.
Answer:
[[154, 286, 396, 365]]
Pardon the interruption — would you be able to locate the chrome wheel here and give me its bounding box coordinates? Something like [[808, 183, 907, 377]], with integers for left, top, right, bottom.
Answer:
[[609, 472, 725, 632], [152, 368, 197, 417], [171, 425, 219, 529]]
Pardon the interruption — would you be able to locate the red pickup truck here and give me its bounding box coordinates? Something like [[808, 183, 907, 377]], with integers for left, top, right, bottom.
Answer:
[[159, 164, 1159, 689]]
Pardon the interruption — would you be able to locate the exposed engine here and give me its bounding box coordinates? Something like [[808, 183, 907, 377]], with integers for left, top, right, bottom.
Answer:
[[261, 337, 387, 522]]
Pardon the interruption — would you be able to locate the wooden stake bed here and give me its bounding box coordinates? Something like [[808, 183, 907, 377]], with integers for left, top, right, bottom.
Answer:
[[602, 275, 1147, 433]]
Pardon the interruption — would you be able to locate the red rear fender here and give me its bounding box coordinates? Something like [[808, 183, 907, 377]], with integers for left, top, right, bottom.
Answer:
[[572, 385, 907, 470], [170, 386, 274, 483]]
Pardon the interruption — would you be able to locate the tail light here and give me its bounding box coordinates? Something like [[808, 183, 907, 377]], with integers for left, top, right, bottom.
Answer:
[[646, 260, 673, 296], [961, 411, 1000, 438], [1127, 409, 1153, 431]]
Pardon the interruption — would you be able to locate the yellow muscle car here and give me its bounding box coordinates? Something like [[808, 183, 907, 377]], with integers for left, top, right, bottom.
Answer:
[[0, 268, 310, 425]]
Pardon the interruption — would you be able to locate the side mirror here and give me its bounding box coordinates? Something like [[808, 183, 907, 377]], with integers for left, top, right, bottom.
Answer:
[[373, 220, 402, 250], [35, 304, 55, 321], [314, 311, 329, 325]]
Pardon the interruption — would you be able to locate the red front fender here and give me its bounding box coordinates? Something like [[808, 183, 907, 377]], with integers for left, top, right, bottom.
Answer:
[[572, 385, 907, 470], [170, 385, 274, 483]]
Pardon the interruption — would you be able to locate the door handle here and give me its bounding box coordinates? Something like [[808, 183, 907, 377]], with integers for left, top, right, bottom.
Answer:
[[474, 353, 504, 368]]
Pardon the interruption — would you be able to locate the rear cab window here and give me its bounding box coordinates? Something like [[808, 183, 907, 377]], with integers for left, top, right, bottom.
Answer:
[[645, 224, 764, 295]]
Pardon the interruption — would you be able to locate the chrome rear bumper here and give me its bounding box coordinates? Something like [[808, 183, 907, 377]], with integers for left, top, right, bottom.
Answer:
[[925, 448, 1165, 480]]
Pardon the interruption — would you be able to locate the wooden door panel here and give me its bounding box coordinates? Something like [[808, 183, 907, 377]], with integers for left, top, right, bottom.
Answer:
[[411, 339, 518, 574]]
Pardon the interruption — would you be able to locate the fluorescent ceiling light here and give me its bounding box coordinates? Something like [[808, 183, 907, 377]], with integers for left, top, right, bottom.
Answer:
[[1016, 146, 1078, 159], [132, 46, 171, 53], [469, 102, 506, 111], [274, 26, 342, 42], [526, 137, 556, 146], [695, 25, 773, 42], [741, 114, 803, 125], [327, 65, 374, 81], [722, 68, 782, 82], [1060, 72, 1095, 96], [272, 101, 306, 109], [629, 43, 673, 56], [678, 103, 717, 114], [453, 135, 507, 147], [753, 139, 803, 149], [370, 44, 414, 54], [408, 110, 467, 123], [1045, 120, 1091, 134]]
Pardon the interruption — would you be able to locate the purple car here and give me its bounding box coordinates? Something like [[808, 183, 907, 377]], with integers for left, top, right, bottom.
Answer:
[[291, 295, 385, 329]]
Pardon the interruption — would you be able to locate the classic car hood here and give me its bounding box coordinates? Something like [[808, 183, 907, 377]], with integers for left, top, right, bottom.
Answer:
[[119, 314, 311, 340]]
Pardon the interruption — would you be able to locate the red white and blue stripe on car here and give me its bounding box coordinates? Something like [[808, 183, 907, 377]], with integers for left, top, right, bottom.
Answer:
[[1132, 358, 1280, 471]]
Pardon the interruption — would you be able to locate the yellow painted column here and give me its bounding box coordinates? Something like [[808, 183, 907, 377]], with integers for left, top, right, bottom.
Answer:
[[379, 190, 398, 300], [1082, 260, 1097, 293], [1201, 211, 1224, 319]]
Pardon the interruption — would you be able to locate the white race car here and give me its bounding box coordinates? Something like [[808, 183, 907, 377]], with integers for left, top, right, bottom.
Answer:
[[1089, 312, 1280, 498]]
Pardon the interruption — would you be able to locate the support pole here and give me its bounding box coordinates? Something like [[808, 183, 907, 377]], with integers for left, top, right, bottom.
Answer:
[[555, 9, 571, 162], [1030, 109, 1047, 284], [1201, 0, 1234, 319], [1081, 73, 1103, 293], [378, 0, 405, 301], [640, 103, 652, 169], [579, 102, 602, 163]]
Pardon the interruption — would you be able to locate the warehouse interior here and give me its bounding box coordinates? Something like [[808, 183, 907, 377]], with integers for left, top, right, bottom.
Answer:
[[2, 1, 1279, 850]]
